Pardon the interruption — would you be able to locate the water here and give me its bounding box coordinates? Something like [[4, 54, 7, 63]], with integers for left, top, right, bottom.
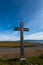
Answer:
[[0, 40, 43, 44], [24, 40, 43, 44], [14, 40, 43, 44]]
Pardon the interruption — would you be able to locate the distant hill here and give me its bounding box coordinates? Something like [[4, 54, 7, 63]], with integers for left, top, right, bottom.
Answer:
[[0, 40, 43, 44]]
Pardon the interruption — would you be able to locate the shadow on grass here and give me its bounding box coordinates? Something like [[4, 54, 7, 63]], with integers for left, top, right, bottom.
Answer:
[[7, 58, 19, 61], [0, 58, 20, 65], [38, 54, 43, 59]]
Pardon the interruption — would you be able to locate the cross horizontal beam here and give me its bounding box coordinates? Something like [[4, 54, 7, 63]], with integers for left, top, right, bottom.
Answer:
[[14, 27, 29, 31]]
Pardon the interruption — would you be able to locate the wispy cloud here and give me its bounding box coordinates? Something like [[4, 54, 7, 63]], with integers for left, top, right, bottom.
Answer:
[[24, 32, 43, 40], [0, 31, 43, 41], [0, 0, 43, 41], [0, 30, 20, 41], [26, 5, 43, 34], [0, 7, 43, 41]]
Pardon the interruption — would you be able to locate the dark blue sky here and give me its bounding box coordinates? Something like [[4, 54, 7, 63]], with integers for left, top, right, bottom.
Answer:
[[0, 0, 43, 41]]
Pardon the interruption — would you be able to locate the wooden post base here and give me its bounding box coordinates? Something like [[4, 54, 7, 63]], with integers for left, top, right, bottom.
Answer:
[[20, 57, 25, 61]]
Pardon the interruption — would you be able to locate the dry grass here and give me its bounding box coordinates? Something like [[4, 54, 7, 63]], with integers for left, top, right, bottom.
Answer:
[[0, 41, 43, 58], [0, 42, 43, 65], [0, 41, 36, 48]]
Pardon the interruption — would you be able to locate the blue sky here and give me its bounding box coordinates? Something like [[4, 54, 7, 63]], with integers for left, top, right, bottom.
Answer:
[[0, 0, 43, 41]]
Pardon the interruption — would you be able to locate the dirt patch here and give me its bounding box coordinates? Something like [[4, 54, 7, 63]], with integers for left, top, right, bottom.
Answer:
[[0, 48, 43, 59]]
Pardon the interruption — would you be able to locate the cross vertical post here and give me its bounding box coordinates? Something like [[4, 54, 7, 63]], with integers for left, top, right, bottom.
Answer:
[[14, 21, 29, 61], [20, 22, 25, 60]]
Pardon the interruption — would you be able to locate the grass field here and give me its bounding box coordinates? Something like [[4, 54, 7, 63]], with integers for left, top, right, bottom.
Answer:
[[0, 54, 43, 65], [0, 41, 37, 48], [0, 41, 43, 65]]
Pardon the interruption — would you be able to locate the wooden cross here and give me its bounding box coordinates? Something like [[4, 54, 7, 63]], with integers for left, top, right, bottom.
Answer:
[[14, 22, 29, 60]]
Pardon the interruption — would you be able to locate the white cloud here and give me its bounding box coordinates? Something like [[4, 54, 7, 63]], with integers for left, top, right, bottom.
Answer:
[[0, 30, 43, 41], [0, 31, 20, 41], [24, 32, 43, 40]]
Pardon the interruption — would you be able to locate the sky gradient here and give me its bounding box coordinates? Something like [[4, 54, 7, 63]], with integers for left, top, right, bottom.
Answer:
[[0, 0, 43, 41]]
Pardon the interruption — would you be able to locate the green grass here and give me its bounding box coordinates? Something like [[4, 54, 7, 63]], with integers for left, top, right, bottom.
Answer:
[[0, 54, 43, 65]]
